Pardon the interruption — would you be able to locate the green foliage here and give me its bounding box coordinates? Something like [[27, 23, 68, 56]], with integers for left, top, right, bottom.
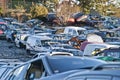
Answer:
[[77, 0, 119, 16], [77, 0, 94, 14], [0, 7, 2, 14], [39, 0, 59, 12], [30, 4, 48, 19], [15, 4, 24, 10]]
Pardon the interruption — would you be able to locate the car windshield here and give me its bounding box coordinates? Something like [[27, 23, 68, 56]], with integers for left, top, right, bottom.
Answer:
[[47, 56, 100, 73], [77, 30, 85, 35]]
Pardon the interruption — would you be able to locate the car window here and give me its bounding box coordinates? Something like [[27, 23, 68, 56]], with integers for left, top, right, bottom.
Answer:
[[77, 30, 84, 35], [73, 30, 77, 35], [68, 29, 72, 35], [7, 60, 46, 80], [25, 60, 45, 80], [48, 57, 87, 73]]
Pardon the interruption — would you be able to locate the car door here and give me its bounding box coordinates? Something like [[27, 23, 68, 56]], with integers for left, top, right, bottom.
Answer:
[[5, 64, 30, 80], [5, 59, 47, 80]]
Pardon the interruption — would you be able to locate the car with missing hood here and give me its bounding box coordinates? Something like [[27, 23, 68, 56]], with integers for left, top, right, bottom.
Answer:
[[26, 35, 52, 54]]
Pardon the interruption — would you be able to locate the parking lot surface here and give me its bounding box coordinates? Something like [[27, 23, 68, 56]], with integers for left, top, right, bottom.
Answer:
[[0, 40, 32, 61]]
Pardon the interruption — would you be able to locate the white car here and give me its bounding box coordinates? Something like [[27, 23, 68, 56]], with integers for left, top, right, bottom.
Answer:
[[14, 29, 31, 48], [83, 43, 119, 56], [26, 35, 52, 54], [63, 26, 86, 39], [32, 51, 74, 58]]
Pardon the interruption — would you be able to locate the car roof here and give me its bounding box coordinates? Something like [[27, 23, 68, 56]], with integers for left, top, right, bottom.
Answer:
[[29, 35, 52, 40], [65, 26, 86, 30], [49, 52, 73, 56]]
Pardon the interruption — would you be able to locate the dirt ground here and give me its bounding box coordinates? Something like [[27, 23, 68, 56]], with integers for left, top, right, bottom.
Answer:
[[0, 40, 32, 62]]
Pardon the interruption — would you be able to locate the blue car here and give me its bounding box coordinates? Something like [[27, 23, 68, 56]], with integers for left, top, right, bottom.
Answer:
[[65, 63, 120, 80], [4, 55, 105, 80]]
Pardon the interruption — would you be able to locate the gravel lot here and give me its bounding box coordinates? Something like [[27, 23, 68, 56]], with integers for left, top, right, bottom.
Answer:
[[0, 40, 32, 62]]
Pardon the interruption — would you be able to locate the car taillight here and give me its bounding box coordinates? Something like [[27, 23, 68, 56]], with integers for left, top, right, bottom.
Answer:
[[0, 30, 3, 34]]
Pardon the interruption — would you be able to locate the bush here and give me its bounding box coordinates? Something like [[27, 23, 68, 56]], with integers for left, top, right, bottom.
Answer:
[[30, 3, 48, 19]]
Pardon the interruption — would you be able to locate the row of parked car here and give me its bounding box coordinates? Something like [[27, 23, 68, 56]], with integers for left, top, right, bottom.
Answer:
[[0, 17, 120, 80], [1, 56, 120, 80]]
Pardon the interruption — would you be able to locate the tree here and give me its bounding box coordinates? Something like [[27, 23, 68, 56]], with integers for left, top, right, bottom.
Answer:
[[30, 3, 48, 19], [77, 0, 119, 16], [14, 4, 26, 22], [56, 1, 80, 25], [38, 0, 59, 12], [77, 0, 93, 14], [0, 7, 3, 16]]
